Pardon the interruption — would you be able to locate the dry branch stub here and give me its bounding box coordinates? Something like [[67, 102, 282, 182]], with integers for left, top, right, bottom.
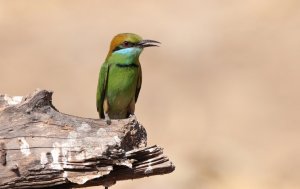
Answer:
[[0, 89, 175, 188]]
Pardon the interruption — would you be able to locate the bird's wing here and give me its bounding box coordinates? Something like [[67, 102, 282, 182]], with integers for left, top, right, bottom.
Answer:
[[135, 64, 142, 102], [96, 62, 109, 118]]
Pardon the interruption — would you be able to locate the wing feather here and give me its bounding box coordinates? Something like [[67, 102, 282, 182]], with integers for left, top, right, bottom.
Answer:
[[96, 62, 109, 118], [135, 64, 142, 102]]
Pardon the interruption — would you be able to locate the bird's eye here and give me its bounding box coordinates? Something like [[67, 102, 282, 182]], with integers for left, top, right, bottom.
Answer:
[[123, 41, 131, 47]]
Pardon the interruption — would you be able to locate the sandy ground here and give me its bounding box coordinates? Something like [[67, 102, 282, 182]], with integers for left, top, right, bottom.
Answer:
[[1, 1, 300, 189]]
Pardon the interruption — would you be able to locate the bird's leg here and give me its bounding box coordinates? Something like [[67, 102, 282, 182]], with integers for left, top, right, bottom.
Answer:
[[104, 113, 111, 125], [105, 187, 108, 189], [103, 98, 111, 125], [128, 99, 137, 121]]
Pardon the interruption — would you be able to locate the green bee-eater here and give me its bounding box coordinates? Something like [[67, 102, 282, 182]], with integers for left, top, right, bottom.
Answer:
[[96, 33, 159, 124]]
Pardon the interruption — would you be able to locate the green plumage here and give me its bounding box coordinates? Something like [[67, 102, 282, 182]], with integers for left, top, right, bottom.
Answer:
[[96, 33, 158, 122], [96, 47, 142, 119]]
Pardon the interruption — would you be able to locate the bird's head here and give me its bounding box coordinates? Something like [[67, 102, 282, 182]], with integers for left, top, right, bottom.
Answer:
[[106, 33, 160, 60]]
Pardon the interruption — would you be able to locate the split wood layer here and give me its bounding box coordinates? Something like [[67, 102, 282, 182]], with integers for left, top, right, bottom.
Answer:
[[0, 89, 174, 188]]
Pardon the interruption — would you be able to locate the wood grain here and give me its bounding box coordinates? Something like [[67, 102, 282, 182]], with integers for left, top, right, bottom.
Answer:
[[0, 89, 174, 189]]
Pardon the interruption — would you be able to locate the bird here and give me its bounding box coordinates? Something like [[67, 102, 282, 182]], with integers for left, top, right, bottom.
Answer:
[[96, 33, 159, 124]]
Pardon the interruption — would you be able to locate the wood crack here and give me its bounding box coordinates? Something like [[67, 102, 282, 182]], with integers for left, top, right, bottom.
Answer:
[[0, 89, 175, 188]]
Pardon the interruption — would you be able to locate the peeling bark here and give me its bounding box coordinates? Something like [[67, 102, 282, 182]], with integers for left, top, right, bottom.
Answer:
[[0, 89, 175, 189]]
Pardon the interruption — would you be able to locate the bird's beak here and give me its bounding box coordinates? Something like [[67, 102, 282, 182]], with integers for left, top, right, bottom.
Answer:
[[137, 39, 160, 48]]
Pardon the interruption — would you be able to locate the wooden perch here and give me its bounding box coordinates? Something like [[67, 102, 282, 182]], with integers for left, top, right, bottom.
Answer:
[[0, 89, 175, 189]]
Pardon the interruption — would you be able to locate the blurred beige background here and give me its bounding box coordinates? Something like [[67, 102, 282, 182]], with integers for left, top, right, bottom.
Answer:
[[1, 0, 300, 189]]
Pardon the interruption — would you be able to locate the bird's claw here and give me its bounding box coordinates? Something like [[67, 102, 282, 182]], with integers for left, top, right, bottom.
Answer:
[[106, 119, 111, 125], [129, 114, 137, 121]]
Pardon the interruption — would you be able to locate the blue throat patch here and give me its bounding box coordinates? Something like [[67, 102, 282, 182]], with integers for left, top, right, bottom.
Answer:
[[113, 47, 142, 56], [109, 47, 142, 64]]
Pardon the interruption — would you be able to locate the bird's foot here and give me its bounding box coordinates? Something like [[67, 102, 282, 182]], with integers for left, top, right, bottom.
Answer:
[[129, 114, 137, 121], [104, 113, 111, 125]]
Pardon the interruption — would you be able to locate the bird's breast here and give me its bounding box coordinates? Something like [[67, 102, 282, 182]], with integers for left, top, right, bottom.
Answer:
[[106, 64, 139, 105]]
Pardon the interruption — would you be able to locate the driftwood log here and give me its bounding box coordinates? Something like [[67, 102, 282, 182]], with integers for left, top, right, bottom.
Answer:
[[0, 89, 175, 188]]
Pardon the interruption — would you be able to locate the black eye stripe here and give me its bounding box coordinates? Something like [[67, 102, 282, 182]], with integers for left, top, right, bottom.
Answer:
[[123, 41, 133, 47], [112, 46, 122, 52], [112, 41, 136, 52]]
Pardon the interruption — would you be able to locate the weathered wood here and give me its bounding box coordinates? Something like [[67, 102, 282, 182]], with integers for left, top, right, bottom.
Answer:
[[0, 89, 175, 189]]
